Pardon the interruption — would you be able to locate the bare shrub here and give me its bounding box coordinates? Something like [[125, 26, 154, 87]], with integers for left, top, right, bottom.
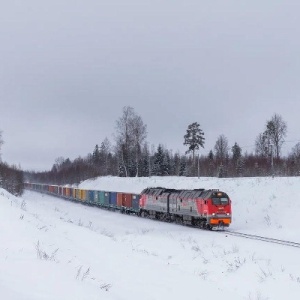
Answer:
[[264, 215, 271, 226], [247, 291, 269, 300], [76, 266, 82, 280], [82, 267, 90, 281], [100, 283, 112, 291], [196, 269, 209, 280], [257, 267, 272, 283], [76, 266, 91, 281], [227, 256, 246, 272], [21, 200, 27, 211], [35, 241, 59, 261]]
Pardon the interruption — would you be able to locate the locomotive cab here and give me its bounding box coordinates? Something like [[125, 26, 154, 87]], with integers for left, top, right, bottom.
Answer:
[[206, 190, 231, 228]]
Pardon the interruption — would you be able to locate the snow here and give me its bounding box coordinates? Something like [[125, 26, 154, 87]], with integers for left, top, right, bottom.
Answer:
[[1, 176, 300, 299]]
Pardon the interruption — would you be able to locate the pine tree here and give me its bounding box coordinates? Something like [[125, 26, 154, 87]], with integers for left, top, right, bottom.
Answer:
[[162, 151, 171, 175], [208, 150, 214, 160], [232, 142, 242, 161], [236, 158, 244, 177], [92, 144, 100, 165], [153, 145, 164, 176], [183, 122, 205, 165], [179, 157, 187, 176], [208, 150, 214, 176], [99, 138, 111, 175]]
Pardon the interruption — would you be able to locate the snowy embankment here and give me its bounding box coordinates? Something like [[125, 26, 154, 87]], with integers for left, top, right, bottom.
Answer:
[[79, 176, 300, 241], [1, 176, 300, 299]]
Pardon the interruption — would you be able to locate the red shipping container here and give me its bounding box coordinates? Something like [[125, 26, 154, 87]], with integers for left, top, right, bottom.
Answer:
[[122, 193, 133, 208]]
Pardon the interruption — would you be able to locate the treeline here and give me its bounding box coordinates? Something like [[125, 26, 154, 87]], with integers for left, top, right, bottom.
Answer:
[[0, 162, 24, 196], [25, 142, 300, 186], [0, 130, 24, 195], [25, 107, 300, 185]]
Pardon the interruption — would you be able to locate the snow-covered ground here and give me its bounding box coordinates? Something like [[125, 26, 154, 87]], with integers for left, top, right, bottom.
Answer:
[[1, 176, 300, 299]]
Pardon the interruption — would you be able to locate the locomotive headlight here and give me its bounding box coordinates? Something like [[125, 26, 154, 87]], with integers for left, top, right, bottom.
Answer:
[[212, 213, 215, 216], [227, 213, 230, 216]]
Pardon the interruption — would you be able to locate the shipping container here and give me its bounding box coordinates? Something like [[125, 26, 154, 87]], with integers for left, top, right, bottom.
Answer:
[[72, 188, 76, 199], [81, 190, 87, 202], [49, 185, 55, 194], [94, 191, 99, 205], [54, 186, 59, 195], [122, 193, 133, 209], [109, 192, 117, 207], [75, 189, 81, 201], [117, 192, 123, 208], [69, 188, 74, 199], [132, 194, 140, 211], [65, 187, 71, 197], [104, 191, 110, 206], [88, 190, 95, 204], [98, 191, 106, 206]]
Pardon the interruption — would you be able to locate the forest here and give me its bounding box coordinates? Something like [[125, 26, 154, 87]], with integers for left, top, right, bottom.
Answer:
[[24, 107, 300, 186], [1, 107, 300, 194]]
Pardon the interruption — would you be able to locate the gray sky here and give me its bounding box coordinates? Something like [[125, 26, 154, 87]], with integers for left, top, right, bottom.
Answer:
[[1, 0, 300, 171]]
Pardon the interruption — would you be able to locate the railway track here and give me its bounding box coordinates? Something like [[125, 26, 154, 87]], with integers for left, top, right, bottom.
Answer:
[[26, 189, 300, 249], [222, 230, 300, 249]]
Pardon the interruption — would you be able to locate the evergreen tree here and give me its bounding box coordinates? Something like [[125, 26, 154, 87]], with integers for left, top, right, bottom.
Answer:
[[208, 150, 214, 160], [232, 142, 242, 161], [92, 144, 100, 165], [99, 138, 111, 175], [153, 144, 164, 176], [179, 157, 187, 176], [236, 158, 244, 176], [208, 150, 214, 176], [139, 143, 150, 177], [162, 151, 171, 175], [183, 122, 205, 164], [218, 163, 224, 178]]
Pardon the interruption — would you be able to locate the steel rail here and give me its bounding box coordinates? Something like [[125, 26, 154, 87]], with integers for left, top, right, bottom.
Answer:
[[221, 230, 300, 249]]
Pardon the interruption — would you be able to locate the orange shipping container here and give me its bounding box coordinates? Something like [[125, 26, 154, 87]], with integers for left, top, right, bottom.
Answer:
[[117, 193, 123, 208], [122, 193, 133, 208]]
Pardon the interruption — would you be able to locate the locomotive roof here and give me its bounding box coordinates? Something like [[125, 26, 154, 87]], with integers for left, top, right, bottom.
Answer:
[[141, 187, 228, 198]]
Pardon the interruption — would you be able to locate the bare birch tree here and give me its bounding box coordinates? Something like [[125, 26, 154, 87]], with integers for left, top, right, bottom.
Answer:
[[265, 113, 287, 159], [115, 106, 147, 177]]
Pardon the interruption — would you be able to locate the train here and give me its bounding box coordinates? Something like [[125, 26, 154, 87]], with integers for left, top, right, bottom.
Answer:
[[24, 183, 232, 229]]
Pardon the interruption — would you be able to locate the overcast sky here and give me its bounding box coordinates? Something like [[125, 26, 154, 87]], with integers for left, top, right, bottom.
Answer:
[[1, 0, 300, 171]]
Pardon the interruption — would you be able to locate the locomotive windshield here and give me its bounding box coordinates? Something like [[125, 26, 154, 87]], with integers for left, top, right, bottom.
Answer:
[[212, 197, 229, 205]]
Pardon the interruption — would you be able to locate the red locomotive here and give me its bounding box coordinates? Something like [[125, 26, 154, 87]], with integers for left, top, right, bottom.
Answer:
[[139, 188, 231, 229]]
